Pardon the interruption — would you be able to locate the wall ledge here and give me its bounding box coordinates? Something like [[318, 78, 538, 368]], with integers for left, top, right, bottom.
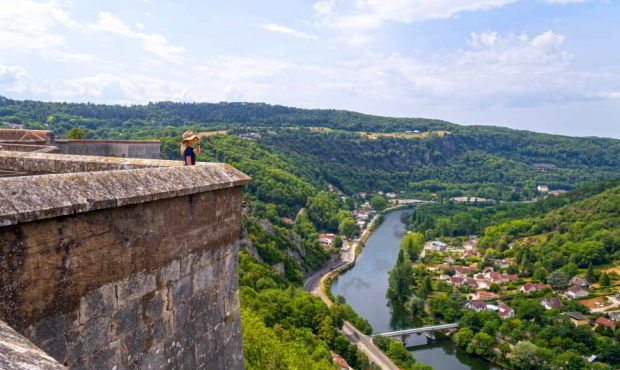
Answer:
[[0, 151, 251, 226]]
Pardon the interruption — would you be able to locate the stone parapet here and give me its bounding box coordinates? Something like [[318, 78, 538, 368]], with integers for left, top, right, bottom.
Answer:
[[0, 152, 250, 226], [0, 151, 248, 369]]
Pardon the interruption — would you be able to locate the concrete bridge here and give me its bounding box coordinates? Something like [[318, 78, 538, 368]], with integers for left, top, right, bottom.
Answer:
[[373, 323, 459, 338]]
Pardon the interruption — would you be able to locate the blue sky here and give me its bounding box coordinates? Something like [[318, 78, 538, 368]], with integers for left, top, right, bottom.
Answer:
[[0, 0, 618, 138]]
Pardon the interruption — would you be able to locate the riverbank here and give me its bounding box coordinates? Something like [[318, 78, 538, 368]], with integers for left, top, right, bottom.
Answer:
[[304, 211, 400, 370]]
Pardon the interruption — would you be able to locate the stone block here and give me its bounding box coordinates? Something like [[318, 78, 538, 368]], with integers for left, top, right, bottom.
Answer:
[[173, 303, 190, 333], [158, 259, 180, 287], [90, 340, 122, 370], [149, 312, 173, 346], [123, 325, 147, 365], [117, 271, 156, 307], [143, 290, 166, 321], [31, 312, 74, 345], [172, 276, 192, 307], [137, 345, 167, 370], [66, 316, 110, 358], [79, 283, 117, 324], [192, 263, 214, 294], [179, 252, 196, 276], [110, 301, 141, 337]]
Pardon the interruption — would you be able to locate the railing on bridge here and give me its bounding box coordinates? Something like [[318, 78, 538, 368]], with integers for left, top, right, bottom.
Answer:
[[373, 323, 459, 338]]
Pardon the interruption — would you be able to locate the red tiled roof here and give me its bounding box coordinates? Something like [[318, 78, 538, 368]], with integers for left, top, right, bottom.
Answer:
[[596, 317, 615, 328]]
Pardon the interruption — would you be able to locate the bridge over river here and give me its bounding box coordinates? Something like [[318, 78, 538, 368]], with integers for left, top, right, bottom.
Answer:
[[373, 323, 459, 338]]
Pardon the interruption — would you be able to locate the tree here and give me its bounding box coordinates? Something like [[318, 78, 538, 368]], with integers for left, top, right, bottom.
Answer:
[[339, 217, 358, 238], [551, 350, 587, 370], [601, 342, 620, 365], [386, 262, 414, 303], [467, 332, 494, 356], [318, 316, 337, 347], [401, 232, 424, 261], [419, 276, 433, 298], [586, 263, 596, 284], [499, 342, 511, 360], [533, 267, 548, 282], [333, 236, 343, 249], [66, 127, 86, 139], [370, 195, 388, 211], [600, 272, 610, 287], [548, 270, 570, 290], [511, 341, 554, 370], [454, 328, 474, 348]]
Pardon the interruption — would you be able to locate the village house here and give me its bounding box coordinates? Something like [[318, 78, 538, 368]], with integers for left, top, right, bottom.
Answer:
[[466, 300, 489, 312], [385, 192, 396, 198], [505, 274, 518, 282], [489, 272, 507, 284], [596, 317, 616, 330], [319, 233, 336, 248], [498, 260, 513, 269], [498, 303, 515, 319], [537, 185, 549, 192], [608, 311, 620, 322], [444, 256, 456, 264], [565, 286, 589, 300], [429, 240, 447, 252], [450, 277, 466, 287], [482, 267, 494, 277], [476, 280, 490, 290], [475, 290, 499, 301], [331, 352, 351, 370], [520, 283, 549, 294], [569, 276, 590, 289], [280, 217, 294, 225], [466, 278, 479, 288], [439, 275, 450, 281], [541, 297, 564, 310], [463, 249, 480, 258], [433, 264, 451, 271], [564, 312, 589, 326]]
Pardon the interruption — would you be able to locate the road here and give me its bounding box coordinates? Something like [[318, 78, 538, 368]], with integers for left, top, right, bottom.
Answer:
[[303, 217, 400, 370]]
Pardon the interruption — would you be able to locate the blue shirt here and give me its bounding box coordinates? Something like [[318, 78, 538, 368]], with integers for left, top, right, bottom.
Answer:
[[183, 146, 196, 165]]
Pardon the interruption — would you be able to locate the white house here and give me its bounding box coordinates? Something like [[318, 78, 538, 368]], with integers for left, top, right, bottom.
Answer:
[[430, 241, 447, 251], [565, 286, 589, 300]]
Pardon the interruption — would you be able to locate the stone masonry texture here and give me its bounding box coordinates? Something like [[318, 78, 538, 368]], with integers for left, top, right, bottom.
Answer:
[[0, 152, 249, 369]]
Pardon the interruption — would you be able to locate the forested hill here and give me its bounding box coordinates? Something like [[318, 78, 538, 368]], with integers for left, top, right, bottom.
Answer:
[[0, 95, 454, 132], [2, 95, 620, 199]]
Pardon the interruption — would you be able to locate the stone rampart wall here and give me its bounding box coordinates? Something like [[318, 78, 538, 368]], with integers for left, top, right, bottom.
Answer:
[[0, 187, 244, 369], [0, 152, 249, 369], [55, 140, 160, 159]]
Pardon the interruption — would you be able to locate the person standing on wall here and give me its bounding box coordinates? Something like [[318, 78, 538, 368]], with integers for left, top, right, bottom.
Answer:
[[181, 131, 200, 166]]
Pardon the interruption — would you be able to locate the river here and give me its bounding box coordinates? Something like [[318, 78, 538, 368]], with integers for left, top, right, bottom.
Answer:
[[331, 209, 500, 370]]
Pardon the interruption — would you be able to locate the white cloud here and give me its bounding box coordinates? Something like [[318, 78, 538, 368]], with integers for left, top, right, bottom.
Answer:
[[0, 0, 75, 51], [260, 23, 316, 39], [0, 64, 31, 93], [313, 0, 519, 31], [89, 12, 185, 64]]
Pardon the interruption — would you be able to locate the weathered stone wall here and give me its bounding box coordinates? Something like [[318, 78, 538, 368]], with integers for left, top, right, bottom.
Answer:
[[0, 152, 250, 369], [55, 140, 160, 159], [0, 187, 244, 369]]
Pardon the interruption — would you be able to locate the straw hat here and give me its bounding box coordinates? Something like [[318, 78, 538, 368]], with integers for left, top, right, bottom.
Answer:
[[182, 131, 199, 142]]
